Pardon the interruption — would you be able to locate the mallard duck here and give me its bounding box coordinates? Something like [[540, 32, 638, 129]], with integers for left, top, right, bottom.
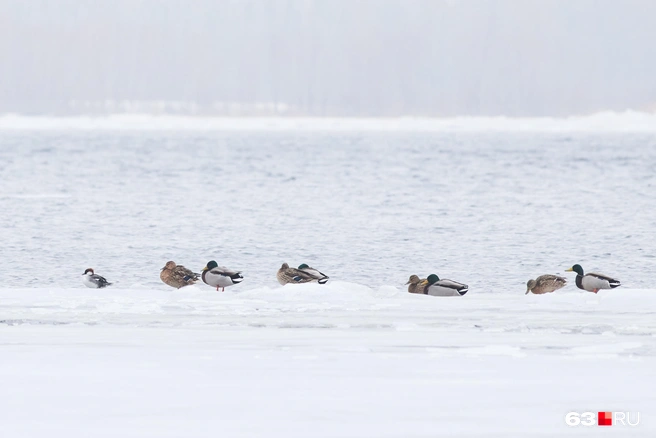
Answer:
[[277, 263, 318, 285], [565, 264, 620, 293], [405, 275, 427, 294], [201, 260, 244, 291], [421, 274, 468, 296], [160, 261, 200, 289], [526, 274, 567, 295], [82, 268, 112, 288], [297, 263, 329, 284]]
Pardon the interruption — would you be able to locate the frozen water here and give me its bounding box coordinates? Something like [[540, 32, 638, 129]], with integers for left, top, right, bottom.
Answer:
[[1, 285, 655, 437]]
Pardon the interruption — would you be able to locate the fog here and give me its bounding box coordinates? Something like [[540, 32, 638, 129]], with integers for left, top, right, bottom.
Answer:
[[1, 0, 655, 116]]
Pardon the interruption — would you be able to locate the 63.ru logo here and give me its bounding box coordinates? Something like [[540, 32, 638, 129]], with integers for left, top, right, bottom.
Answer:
[[566, 411, 640, 427]]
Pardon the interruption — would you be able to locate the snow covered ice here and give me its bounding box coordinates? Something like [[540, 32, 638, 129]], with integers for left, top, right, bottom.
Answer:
[[2, 284, 655, 437]]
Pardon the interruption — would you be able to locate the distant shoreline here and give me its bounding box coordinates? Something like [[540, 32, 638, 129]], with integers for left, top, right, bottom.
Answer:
[[1, 110, 655, 132]]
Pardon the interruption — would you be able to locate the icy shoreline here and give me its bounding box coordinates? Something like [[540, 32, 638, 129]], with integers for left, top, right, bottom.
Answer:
[[2, 284, 654, 436], [2, 110, 656, 132], [1, 284, 654, 337]]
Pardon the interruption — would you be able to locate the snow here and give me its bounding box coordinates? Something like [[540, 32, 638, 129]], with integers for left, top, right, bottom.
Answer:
[[1, 110, 656, 132], [2, 284, 654, 437]]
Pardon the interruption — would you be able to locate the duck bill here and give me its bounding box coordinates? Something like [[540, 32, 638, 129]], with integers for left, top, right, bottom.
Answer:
[[405, 281, 411, 285], [565, 267, 573, 272], [201, 267, 208, 272]]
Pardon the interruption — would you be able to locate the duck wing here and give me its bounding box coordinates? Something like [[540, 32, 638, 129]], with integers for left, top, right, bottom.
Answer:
[[278, 267, 315, 284], [289, 268, 315, 282], [426, 279, 468, 296], [536, 274, 566, 284], [173, 265, 200, 284], [438, 279, 468, 290], [210, 266, 244, 282], [299, 266, 329, 284], [587, 272, 621, 288], [210, 266, 241, 276], [92, 274, 112, 288]]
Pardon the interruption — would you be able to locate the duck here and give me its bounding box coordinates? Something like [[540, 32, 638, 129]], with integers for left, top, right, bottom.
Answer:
[[160, 261, 200, 289], [82, 268, 112, 288], [526, 274, 567, 295], [421, 274, 468, 296], [201, 260, 244, 291], [565, 264, 620, 293], [405, 275, 427, 294], [297, 263, 329, 284], [277, 263, 320, 285]]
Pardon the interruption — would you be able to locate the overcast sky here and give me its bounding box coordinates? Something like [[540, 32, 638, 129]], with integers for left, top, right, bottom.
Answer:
[[1, 0, 655, 116]]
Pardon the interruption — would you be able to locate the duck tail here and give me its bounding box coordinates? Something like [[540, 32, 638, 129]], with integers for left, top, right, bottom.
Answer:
[[317, 277, 329, 285], [609, 280, 621, 288], [231, 273, 244, 284]]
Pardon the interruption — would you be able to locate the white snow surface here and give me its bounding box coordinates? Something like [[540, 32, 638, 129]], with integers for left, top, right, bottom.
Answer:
[[1, 110, 656, 132], [2, 283, 654, 437]]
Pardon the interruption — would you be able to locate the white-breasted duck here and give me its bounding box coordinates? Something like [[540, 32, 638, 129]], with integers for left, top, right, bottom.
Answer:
[[201, 260, 244, 291], [565, 264, 620, 293], [82, 268, 112, 288], [421, 274, 468, 296]]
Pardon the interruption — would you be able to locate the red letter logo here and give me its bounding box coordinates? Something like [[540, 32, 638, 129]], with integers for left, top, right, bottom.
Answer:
[[598, 412, 613, 426]]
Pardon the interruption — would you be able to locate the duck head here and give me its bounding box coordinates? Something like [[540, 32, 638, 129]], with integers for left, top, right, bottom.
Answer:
[[526, 279, 536, 294], [566, 264, 584, 276], [203, 260, 219, 272], [298, 263, 309, 269], [405, 275, 421, 285], [162, 261, 176, 271], [427, 274, 440, 285], [83, 268, 94, 275]]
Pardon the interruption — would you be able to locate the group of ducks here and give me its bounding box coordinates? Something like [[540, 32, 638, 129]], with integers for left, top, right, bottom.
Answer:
[[525, 264, 621, 294], [82, 262, 621, 295], [404, 264, 621, 296], [81, 261, 329, 290]]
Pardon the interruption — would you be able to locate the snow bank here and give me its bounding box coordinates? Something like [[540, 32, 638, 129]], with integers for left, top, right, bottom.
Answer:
[[1, 111, 656, 132], [2, 284, 654, 437], [2, 283, 654, 336]]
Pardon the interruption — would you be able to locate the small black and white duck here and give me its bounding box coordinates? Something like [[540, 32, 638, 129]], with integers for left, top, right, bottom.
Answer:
[[82, 268, 112, 289]]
